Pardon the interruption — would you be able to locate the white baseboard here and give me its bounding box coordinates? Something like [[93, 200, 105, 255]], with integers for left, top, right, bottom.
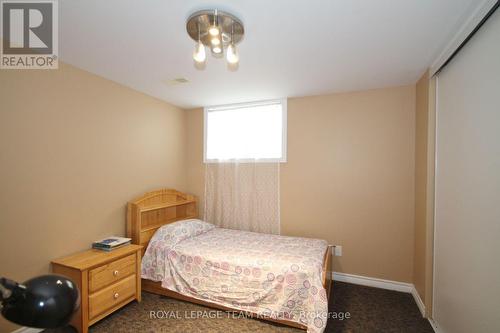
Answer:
[[333, 272, 413, 293], [11, 327, 43, 333], [411, 286, 426, 317], [332, 271, 432, 328], [427, 318, 442, 333]]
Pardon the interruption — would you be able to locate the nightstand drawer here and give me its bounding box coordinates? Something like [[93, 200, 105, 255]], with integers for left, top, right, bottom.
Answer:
[[89, 274, 136, 320], [89, 253, 136, 292]]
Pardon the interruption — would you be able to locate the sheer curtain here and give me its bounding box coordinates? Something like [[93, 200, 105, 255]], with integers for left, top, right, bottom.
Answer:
[[204, 162, 280, 234]]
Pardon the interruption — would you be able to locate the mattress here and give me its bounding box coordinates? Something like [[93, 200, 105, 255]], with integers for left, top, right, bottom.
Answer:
[[141, 219, 329, 333]]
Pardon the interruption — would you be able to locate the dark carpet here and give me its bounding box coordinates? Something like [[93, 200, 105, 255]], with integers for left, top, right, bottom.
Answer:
[[82, 282, 433, 333]]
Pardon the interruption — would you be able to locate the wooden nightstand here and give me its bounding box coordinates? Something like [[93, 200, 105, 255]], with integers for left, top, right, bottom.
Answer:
[[52, 244, 143, 333]]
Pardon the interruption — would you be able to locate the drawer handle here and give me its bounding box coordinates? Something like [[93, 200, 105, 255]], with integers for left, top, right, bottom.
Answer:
[[113, 270, 119, 276], [114, 293, 119, 299]]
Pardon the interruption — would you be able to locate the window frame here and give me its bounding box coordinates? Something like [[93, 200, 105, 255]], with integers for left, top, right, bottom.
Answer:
[[203, 98, 287, 163]]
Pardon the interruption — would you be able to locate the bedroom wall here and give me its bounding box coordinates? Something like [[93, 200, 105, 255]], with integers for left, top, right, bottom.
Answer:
[[413, 70, 436, 316], [186, 85, 416, 283], [0, 62, 187, 332]]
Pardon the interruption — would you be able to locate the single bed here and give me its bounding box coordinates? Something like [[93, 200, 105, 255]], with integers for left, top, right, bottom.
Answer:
[[127, 189, 332, 333]]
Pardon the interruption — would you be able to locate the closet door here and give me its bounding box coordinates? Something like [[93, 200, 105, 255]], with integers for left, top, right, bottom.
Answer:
[[434, 9, 500, 333]]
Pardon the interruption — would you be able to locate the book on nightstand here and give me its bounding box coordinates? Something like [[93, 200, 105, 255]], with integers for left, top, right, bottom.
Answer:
[[92, 236, 131, 251]]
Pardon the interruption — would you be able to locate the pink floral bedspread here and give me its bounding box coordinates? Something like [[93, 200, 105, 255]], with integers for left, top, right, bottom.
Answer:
[[142, 220, 329, 333]]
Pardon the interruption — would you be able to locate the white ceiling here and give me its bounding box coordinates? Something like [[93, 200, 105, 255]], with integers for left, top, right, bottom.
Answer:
[[60, 0, 482, 108]]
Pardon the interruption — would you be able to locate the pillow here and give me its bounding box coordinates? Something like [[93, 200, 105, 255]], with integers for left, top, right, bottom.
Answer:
[[153, 219, 215, 246], [142, 219, 215, 281]]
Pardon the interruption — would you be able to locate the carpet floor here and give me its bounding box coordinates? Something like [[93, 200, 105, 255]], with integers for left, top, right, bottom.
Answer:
[[83, 281, 434, 333]]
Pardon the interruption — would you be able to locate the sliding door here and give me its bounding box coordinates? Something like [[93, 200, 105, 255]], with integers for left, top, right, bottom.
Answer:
[[433, 8, 500, 333]]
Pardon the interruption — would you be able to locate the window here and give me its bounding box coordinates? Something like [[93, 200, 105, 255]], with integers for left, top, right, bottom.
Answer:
[[204, 99, 287, 162]]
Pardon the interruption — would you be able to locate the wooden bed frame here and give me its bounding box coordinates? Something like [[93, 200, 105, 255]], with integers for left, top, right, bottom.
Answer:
[[127, 189, 332, 330]]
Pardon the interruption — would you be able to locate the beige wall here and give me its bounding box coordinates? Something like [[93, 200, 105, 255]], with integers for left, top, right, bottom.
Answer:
[[0, 63, 187, 332], [413, 71, 436, 316], [186, 109, 205, 210], [414, 72, 429, 305], [186, 85, 416, 282]]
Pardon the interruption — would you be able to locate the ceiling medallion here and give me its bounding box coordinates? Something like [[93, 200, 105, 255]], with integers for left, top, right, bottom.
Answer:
[[186, 9, 244, 68]]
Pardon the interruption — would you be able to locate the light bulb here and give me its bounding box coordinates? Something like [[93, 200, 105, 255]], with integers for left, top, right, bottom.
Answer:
[[209, 25, 219, 36], [212, 46, 222, 54], [226, 44, 239, 64], [211, 37, 221, 46], [193, 41, 206, 63]]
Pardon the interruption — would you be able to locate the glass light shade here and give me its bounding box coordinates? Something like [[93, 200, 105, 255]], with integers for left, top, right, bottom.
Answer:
[[211, 37, 221, 46], [226, 44, 239, 64], [208, 25, 220, 36], [193, 41, 206, 63], [212, 46, 222, 54]]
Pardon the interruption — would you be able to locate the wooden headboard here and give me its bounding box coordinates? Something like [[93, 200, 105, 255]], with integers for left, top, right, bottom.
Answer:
[[126, 189, 197, 255]]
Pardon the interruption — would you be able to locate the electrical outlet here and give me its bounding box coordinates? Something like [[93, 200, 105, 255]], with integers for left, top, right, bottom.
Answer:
[[328, 245, 343, 256]]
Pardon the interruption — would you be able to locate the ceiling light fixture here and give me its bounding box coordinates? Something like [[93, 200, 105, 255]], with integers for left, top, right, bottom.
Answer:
[[187, 9, 244, 68], [226, 23, 239, 64], [211, 37, 221, 46], [192, 24, 206, 63], [208, 13, 220, 37]]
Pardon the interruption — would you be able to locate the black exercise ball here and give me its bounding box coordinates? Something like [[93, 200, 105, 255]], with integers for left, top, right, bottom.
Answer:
[[1, 274, 80, 328]]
